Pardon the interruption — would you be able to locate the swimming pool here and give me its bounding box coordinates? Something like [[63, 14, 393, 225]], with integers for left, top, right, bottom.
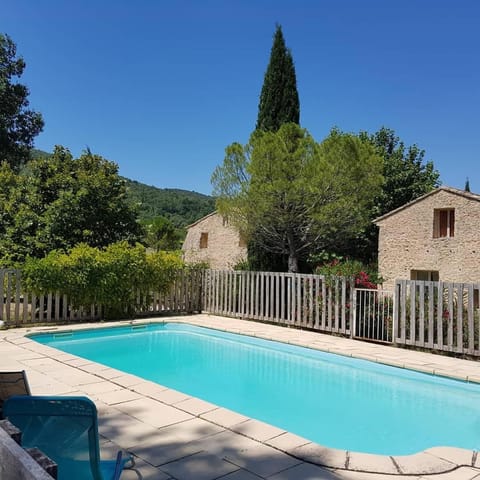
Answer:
[[31, 323, 480, 455]]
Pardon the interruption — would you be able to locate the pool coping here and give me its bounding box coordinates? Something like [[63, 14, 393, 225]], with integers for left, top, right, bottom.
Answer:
[[2, 313, 480, 477]]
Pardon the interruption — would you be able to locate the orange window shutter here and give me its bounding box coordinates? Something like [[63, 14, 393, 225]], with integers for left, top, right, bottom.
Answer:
[[439, 210, 448, 237]]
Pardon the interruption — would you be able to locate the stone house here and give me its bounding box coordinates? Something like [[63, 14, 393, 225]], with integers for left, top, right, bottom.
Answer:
[[374, 186, 480, 290], [182, 211, 247, 269]]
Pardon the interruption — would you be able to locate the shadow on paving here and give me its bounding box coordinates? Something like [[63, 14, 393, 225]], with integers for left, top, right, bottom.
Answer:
[[96, 404, 341, 480]]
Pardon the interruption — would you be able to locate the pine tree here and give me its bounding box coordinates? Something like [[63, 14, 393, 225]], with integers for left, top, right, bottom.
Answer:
[[256, 25, 300, 132]]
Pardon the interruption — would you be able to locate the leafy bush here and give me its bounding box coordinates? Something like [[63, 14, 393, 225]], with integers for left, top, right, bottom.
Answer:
[[313, 256, 381, 289], [22, 242, 185, 319]]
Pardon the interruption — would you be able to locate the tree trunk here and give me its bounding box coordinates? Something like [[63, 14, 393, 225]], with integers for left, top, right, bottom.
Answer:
[[288, 253, 298, 273], [287, 230, 298, 273]]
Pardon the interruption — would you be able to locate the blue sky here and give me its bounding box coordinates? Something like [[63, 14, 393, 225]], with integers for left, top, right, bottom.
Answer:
[[3, 0, 479, 195]]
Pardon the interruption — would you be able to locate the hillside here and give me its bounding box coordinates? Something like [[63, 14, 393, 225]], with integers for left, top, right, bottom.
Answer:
[[124, 178, 215, 226], [30, 149, 215, 227]]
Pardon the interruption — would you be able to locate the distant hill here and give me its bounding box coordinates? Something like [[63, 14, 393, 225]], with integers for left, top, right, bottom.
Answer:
[[124, 178, 215, 227], [30, 148, 49, 160], [29, 149, 215, 227]]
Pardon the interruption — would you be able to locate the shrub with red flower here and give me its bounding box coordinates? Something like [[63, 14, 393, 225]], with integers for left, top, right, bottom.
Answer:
[[313, 255, 381, 289], [355, 271, 377, 289]]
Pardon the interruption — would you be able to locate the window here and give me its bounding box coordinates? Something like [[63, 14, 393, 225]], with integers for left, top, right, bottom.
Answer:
[[433, 209, 455, 238], [410, 270, 439, 282], [199, 232, 208, 249]]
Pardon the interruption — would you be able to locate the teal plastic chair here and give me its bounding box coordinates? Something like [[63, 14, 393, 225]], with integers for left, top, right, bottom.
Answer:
[[3, 395, 132, 480]]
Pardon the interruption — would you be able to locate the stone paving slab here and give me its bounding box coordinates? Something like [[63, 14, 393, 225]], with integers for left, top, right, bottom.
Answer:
[[201, 407, 250, 427], [269, 462, 342, 480], [155, 417, 225, 443], [418, 467, 480, 480], [188, 429, 262, 456], [288, 443, 348, 470], [146, 387, 191, 404], [130, 438, 204, 467], [393, 452, 457, 475], [1, 314, 479, 480], [174, 396, 218, 415], [347, 451, 398, 474], [94, 387, 143, 405], [425, 447, 476, 468], [219, 468, 270, 480], [229, 418, 287, 442], [161, 451, 240, 480], [114, 397, 193, 428], [223, 441, 303, 477], [265, 431, 311, 451]]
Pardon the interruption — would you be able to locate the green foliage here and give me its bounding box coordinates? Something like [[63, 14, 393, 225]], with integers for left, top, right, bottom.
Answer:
[[351, 127, 440, 261], [250, 24, 301, 268], [246, 237, 287, 272], [22, 242, 184, 319], [363, 127, 440, 217], [0, 34, 44, 170], [140, 216, 182, 252], [212, 124, 383, 273], [28, 150, 215, 231], [0, 147, 141, 265], [256, 25, 300, 132], [465, 177, 470, 192], [313, 256, 382, 288], [124, 178, 215, 227]]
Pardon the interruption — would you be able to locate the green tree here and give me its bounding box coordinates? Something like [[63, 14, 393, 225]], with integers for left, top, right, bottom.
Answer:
[[256, 25, 300, 132], [23, 242, 184, 319], [363, 127, 440, 216], [212, 124, 383, 273], [141, 216, 181, 252], [250, 25, 301, 269], [0, 34, 44, 169], [0, 147, 141, 264], [465, 177, 471, 192], [353, 127, 440, 261]]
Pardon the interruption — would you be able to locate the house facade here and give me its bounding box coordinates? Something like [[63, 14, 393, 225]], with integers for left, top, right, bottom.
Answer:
[[374, 186, 480, 289], [182, 211, 247, 270]]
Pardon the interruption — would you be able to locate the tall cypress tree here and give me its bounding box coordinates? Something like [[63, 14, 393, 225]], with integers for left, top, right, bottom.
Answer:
[[249, 25, 300, 271], [256, 25, 300, 132]]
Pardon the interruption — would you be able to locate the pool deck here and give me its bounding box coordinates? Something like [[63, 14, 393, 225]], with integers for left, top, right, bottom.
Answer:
[[1, 314, 479, 480]]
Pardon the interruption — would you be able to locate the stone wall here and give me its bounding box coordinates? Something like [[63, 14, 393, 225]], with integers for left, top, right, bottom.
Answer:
[[182, 212, 247, 270], [376, 189, 480, 290], [0, 427, 55, 480]]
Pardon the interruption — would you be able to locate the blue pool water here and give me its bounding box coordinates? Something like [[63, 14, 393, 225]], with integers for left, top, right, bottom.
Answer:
[[31, 323, 480, 455]]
